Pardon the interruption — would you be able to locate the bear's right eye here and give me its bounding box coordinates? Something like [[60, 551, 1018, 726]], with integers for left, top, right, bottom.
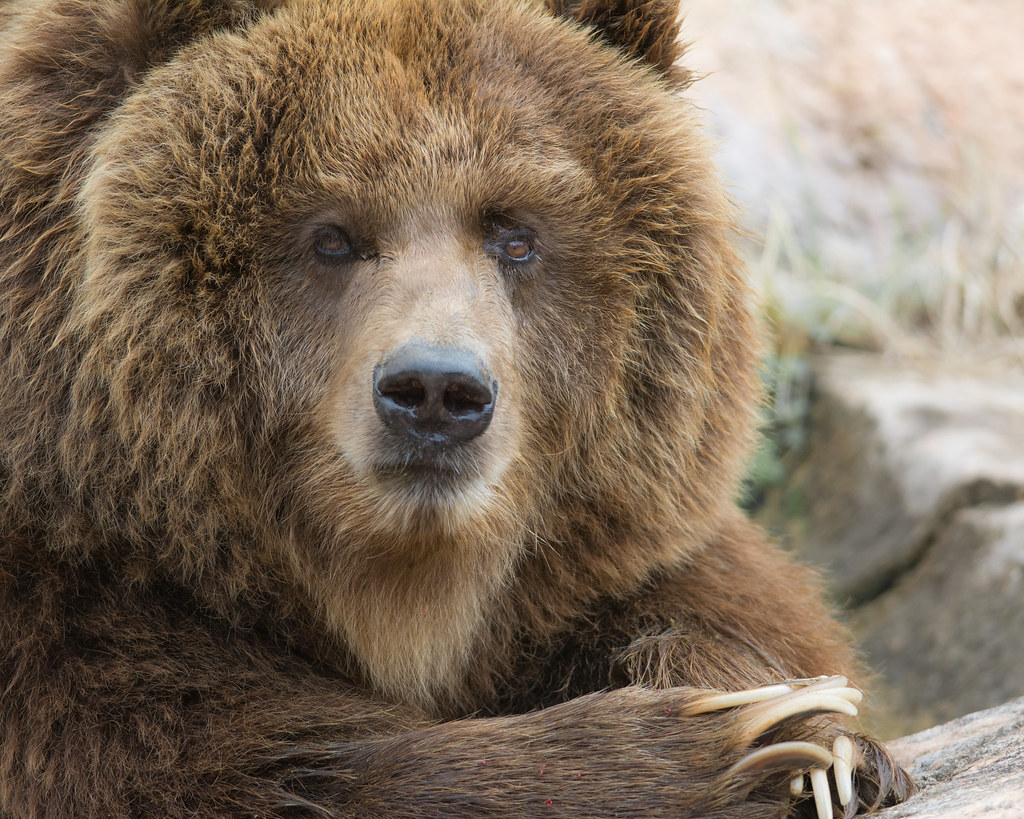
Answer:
[[313, 226, 354, 261]]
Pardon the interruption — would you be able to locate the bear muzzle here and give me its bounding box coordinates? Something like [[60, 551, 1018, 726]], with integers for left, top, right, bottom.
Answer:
[[373, 342, 497, 459]]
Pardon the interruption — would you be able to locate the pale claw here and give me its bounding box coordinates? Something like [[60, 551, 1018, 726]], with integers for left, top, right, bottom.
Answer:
[[715, 677, 865, 818], [683, 675, 860, 721], [810, 767, 833, 819], [731, 681, 860, 746], [683, 683, 795, 714], [832, 735, 856, 806], [790, 772, 806, 797], [726, 743, 839, 819], [727, 741, 833, 775]]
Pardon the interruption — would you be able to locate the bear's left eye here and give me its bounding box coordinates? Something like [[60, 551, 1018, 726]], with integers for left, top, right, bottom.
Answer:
[[501, 236, 534, 262], [313, 225, 354, 260], [486, 222, 538, 267]]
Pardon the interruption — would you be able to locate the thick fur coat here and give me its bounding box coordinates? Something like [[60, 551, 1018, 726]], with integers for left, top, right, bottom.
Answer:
[[0, 1, 912, 816]]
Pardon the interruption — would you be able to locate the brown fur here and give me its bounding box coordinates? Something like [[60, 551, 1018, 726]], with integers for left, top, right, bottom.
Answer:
[[0, 1, 912, 816]]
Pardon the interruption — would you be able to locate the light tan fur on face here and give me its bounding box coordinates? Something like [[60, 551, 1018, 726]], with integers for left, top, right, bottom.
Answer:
[[301, 219, 524, 703], [284, 447, 527, 706], [326, 220, 521, 504], [322, 532, 518, 707]]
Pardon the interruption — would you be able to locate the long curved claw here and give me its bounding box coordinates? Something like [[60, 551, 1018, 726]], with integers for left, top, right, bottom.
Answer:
[[681, 675, 860, 718], [683, 683, 796, 715], [732, 685, 860, 746], [708, 677, 867, 819], [728, 741, 833, 775]]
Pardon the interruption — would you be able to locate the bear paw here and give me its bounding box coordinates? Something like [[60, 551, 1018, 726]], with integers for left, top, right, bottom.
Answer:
[[682, 676, 909, 818]]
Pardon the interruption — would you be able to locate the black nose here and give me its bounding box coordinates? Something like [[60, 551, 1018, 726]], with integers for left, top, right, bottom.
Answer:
[[373, 343, 496, 448]]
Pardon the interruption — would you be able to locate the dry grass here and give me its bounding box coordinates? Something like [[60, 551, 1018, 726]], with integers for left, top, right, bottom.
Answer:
[[682, 0, 1024, 360]]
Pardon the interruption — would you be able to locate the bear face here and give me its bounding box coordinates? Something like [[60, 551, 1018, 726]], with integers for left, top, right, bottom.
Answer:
[[46, 0, 756, 700]]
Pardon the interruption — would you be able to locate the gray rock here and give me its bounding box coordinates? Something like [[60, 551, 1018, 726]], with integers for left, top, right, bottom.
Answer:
[[762, 353, 1024, 602], [756, 352, 1024, 736], [857, 501, 1024, 737], [875, 696, 1024, 818]]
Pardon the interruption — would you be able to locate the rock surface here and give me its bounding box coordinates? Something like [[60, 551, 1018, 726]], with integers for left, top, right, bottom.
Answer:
[[756, 352, 1024, 737], [856, 501, 1024, 738], [875, 696, 1024, 818]]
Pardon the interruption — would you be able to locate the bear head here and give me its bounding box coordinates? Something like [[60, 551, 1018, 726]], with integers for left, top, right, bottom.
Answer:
[[3, 0, 758, 703]]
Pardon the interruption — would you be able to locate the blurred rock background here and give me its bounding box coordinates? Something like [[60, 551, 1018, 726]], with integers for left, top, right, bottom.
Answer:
[[678, 0, 1024, 746]]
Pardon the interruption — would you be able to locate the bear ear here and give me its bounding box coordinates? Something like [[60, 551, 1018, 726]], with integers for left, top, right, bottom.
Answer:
[[547, 0, 690, 82]]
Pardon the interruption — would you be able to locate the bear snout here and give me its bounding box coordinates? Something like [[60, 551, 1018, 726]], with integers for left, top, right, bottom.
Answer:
[[373, 342, 496, 453]]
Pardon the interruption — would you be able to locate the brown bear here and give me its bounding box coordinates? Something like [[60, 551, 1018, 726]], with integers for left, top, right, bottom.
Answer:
[[0, 0, 913, 816]]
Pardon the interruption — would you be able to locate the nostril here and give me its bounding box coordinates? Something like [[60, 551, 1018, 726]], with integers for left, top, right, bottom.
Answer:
[[443, 380, 492, 416], [380, 377, 426, 410]]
